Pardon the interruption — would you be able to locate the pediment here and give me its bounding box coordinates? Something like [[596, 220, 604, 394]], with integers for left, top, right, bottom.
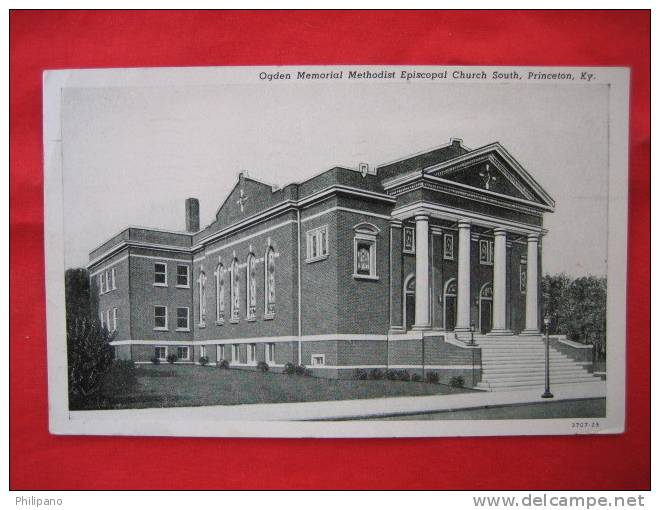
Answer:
[[214, 173, 276, 226], [425, 144, 555, 209]]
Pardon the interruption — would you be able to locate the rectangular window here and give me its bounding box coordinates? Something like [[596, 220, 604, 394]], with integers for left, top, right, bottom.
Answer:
[[443, 233, 454, 260], [105, 271, 110, 292], [176, 264, 189, 287], [155, 346, 167, 360], [154, 262, 167, 286], [479, 239, 494, 265], [99, 273, 105, 294], [306, 226, 329, 262], [232, 344, 240, 363], [354, 238, 377, 279], [154, 305, 168, 330], [177, 346, 190, 361], [403, 226, 415, 254], [247, 343, 256, 364], [111, 268, 117, 290], [99, 311, 104, 328], [265, 343, 275, 364], [311, 354, 325, 366], [200, 345, 207, 359], [520, 259, 527, 294], [217, 345, 226, 361], [176, 307, 189, 331], [106, 310, 111, 331], [112, 307, 118, 331]]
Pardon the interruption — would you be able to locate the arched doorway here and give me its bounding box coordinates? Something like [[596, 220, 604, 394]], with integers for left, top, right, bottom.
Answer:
[[479, 282, 493, 334], [403, 274, 415, 331], [443, 278, 457, 331]]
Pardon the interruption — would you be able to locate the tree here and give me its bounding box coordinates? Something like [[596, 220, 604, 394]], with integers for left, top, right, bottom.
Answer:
[[542, 273, 607, 362], [67, 317, 114, 409], [65, 267, 113, 409]]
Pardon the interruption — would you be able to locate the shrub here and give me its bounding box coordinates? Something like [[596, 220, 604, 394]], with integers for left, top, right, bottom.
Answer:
[[166, 353, 178, 364], [369, 368, 384, 380], [283, 362, 296, 375], [354, 368, 368, 380], [295, 364, 307, 376], [257, 361, 269, 372], [385, 369, 398, 381], [397, 370, 410, 382], [449, 376, 465, 388], [425, 372, 440, 384], [411, 373, 422, 382], [199, 356, 209, 366], [67, 317, 114, 410], [217, 359, 229, 369], [150, 356, 160, 365]]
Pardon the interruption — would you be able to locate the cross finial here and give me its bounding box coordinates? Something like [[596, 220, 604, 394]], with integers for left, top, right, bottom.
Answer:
[[479, 164, 497, 190], [236, 188, 248, 212]]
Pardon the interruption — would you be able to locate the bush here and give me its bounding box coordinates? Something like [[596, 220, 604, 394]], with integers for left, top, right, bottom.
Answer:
[[217, 359, 229, 369], [199, 356, 209, 366], [283, 362, 296, 375], [449, 376, 465, 388], [411, 373, 422, 382], [354, 368, 368, 380], [425, 372, 440, 384], [369, 368, 384, 380], [397, 370, 411, 382], [67, 317, 114, 410], [385, 369, 398, 381], [166, 353, 178, 364], [150, 356, 160, 365], [101, 360, 138, 398], [257, 361, 269, 372], [295, 364, 307, 376]]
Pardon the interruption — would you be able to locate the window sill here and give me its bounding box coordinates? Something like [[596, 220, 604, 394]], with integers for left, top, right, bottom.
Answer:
[[444, 257, 454, 261], [246, 316, 256, 322], [352, 273, 379, 281], [198, 323, 206, 329], [153, 283, 168, 287], [215, 320, 224, 326], [176, 328, 190, 332], [305, 254, 328, 264], [230, 318, 240, 324], [479, 262, 494, 266], [176, 285, 190, 289], [403, 249, 415, 255], [153, 327, 169, 332], [263, 313, 275, 321]]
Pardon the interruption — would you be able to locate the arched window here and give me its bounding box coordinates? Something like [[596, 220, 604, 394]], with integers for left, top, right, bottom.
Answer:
[[264, 246, 276, 318], [230, 258, 240, 322], [246, 253, 257, 320], [198, 269, 206, 326], [215, 263, 225, 323]]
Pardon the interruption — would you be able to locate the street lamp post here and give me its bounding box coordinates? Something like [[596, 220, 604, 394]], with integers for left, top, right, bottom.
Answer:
[[542, 315, 554, 399], [469, 321, 476, 346]]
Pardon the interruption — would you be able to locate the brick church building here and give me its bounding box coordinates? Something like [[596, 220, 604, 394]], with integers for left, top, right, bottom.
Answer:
[[88, 138, 598, 389]]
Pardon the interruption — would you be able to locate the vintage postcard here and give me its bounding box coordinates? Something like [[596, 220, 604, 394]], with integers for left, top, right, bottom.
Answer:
[[43, 65, 628, 437]]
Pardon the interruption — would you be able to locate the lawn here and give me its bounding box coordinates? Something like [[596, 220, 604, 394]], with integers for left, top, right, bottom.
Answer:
[[100, 364, 474, 409]]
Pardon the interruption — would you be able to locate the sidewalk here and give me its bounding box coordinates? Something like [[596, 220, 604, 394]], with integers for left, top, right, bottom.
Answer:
[[116, 380, 606, 422]]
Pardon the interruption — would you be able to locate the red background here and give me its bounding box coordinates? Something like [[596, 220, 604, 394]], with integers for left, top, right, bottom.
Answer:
[[10, 10, 650, 490]]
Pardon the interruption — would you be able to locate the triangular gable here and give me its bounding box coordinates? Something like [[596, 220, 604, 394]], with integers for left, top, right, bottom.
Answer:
[[425, 143, 555, 209], [214, 173, 278, 228]]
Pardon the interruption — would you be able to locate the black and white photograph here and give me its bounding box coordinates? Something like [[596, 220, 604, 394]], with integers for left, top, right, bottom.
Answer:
[[43, 65, 629, 437]]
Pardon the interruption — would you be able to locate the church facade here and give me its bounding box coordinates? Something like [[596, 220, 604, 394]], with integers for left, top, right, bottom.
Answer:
[[88, 138, 556, 385]]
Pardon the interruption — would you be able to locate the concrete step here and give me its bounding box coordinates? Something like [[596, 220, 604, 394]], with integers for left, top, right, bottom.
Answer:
[[478, 377, 598, 389], [483, 367, 594, 377]]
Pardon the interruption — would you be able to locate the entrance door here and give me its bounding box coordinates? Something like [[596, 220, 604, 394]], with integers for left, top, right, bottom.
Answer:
[[404, 275, 415, 331], [479, 283, 493, 334], [480, 300, 492, 333], [445, 296, 456, 331]]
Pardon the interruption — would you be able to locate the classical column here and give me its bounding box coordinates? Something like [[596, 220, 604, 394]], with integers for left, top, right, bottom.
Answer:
[[389, 220, 404, 333], [413, 214, 431, 330], [455, 220, 471, 333], [521, 233, 540, 335], [490, 228, 512, 335]]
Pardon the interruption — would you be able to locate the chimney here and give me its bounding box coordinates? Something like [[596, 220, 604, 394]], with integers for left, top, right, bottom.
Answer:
[[185, 198, 200, 232], [450, 137, 463, 147]]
